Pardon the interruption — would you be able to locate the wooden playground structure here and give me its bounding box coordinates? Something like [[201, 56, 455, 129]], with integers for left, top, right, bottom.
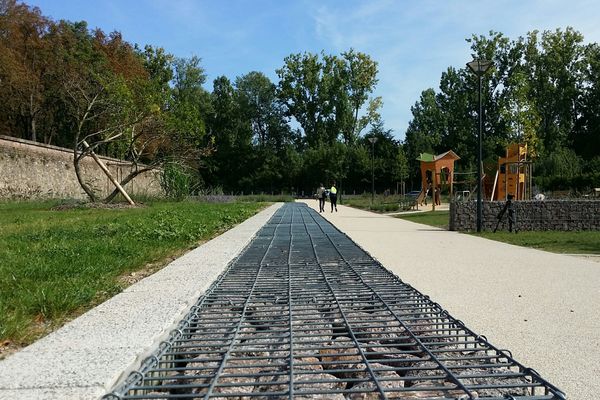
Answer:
[[414, 144, 532, 208], [415, 150, 460, 209], [490, 143, 532, 201]]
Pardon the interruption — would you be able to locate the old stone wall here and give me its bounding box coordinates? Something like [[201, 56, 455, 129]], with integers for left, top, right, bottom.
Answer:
[[0, 135, 163, 200], [450, 199, 600, 231]]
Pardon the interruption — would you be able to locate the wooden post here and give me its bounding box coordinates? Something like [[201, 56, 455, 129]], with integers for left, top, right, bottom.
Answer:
[[82, 141, 135, 205], [432, 169, 437, 211], [450, 168, 454, 200]]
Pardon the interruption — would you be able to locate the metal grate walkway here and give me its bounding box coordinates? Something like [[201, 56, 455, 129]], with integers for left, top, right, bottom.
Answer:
[[104, 202, 565, 399]]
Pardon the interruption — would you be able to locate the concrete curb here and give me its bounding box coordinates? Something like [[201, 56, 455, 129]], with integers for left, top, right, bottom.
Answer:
[[0, 203, 282, 400]]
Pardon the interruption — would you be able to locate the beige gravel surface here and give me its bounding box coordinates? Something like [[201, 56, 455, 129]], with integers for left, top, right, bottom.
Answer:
[[302, 199, 600, 400]]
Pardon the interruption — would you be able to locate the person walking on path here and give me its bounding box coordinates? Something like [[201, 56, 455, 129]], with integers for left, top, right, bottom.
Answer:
[[316, 183, 326, 213], [329, 182, 338, 212]]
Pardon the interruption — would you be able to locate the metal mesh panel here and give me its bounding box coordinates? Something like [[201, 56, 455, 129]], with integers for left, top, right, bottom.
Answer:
[[104, 203, 565, 400]]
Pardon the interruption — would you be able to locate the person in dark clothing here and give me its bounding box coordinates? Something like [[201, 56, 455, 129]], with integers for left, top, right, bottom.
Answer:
[[329, 182, 338, 212], [316, 183, 326, 213]]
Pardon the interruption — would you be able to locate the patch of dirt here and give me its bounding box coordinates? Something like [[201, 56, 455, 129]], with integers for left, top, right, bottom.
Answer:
[[0, 340, 20, 360], [51, 201, 146, 211], [571, 255, 600, 264], [0, 316, 53, 360], [117, 259, 171, 286]]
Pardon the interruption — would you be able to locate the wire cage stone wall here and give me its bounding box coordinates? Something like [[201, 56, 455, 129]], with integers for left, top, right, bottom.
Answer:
[[450, 199, 600, 231]]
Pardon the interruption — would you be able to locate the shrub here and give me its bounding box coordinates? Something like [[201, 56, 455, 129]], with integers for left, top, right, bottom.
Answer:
[[160, 162, 198, 201]]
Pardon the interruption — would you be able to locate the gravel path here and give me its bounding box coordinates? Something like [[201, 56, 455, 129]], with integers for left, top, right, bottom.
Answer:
[[302, 200, 600, 400]]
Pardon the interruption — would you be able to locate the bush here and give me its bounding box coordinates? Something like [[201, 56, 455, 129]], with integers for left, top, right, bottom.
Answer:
[[237, 194, 295, 203], [534, 172, 600, 192], [535, 148, 582, 178], [160, 162, 198, 201]]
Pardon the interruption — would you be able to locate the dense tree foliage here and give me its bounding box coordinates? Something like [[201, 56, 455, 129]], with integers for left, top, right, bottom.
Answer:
[[0, 1, 407, 198], [404, 28, 600, 192], [2, 1, 597, 198], [276, 50, 380, 146]]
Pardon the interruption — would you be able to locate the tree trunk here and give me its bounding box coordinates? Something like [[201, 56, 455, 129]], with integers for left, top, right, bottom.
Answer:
[[30, 93, 37, 142], [31, 117, 37, 142], [73, 148, 98, 202]]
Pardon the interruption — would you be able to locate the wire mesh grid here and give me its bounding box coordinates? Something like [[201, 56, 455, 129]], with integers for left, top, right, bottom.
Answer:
[[104, 203, 565, 400]]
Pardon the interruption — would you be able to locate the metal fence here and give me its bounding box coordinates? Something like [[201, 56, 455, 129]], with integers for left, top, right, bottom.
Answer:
[[104, 203, 565, 399]]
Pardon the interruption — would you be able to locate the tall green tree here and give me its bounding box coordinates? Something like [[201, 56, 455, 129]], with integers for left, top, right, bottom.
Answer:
[[276, 50, 380, 147], [404, 88, 444, 178], [235, 71, 297, 192], [235, 71, 290, 149], [204, 76, 252, 191], [525, 28, 585, 153], [277, 52, 325, 146], [168, 56, 210, 144], [573, 43, 600, 161], [342, 49, 380, 143]]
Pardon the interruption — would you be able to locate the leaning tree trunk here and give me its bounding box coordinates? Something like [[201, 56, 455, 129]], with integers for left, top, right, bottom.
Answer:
[[73, 147, 98, 202]]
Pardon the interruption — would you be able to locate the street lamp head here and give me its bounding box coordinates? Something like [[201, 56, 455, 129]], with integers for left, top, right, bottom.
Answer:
[[368, 137, 378, 144], [466, 59, 493, 76]]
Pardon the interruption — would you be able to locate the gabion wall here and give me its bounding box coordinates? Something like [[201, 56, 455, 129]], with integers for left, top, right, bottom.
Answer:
[[450, 199, 600, 231]]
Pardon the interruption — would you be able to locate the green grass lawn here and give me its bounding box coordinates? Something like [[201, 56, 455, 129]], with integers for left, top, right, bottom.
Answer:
[[344, 194, 413, 213], [395, 210, 450, 229], [0, 200, 263, 347], [475, 231, 600, 254], [395, 209, 600, 254]]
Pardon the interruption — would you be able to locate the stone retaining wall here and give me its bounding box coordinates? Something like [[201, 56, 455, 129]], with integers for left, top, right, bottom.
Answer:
[[450, 199, 600, 231], [0, 135, 163, 200]]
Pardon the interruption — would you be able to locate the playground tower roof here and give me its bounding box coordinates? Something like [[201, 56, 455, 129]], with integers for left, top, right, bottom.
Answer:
[[416, 150, 461, 162]]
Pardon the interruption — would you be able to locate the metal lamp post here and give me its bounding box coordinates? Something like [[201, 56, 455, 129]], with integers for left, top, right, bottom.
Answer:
[[368, 137, 378, 204], [466, 59, 493, 232]]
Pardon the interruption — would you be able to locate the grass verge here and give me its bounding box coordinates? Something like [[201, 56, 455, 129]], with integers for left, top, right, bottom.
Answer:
[[344, 194, 415, 213], [0, 200, 263, 349], [474, 231, 600, 254], [395, 210, 450, 229], [395, 209, 600, 254]]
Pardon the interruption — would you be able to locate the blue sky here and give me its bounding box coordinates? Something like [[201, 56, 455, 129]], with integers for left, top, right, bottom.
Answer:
[[28, 0, 600, 140]]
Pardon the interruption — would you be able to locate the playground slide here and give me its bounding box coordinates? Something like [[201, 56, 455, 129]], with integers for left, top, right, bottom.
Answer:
[[491, 170, 499, 201], [416, 189, 425, 205]]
